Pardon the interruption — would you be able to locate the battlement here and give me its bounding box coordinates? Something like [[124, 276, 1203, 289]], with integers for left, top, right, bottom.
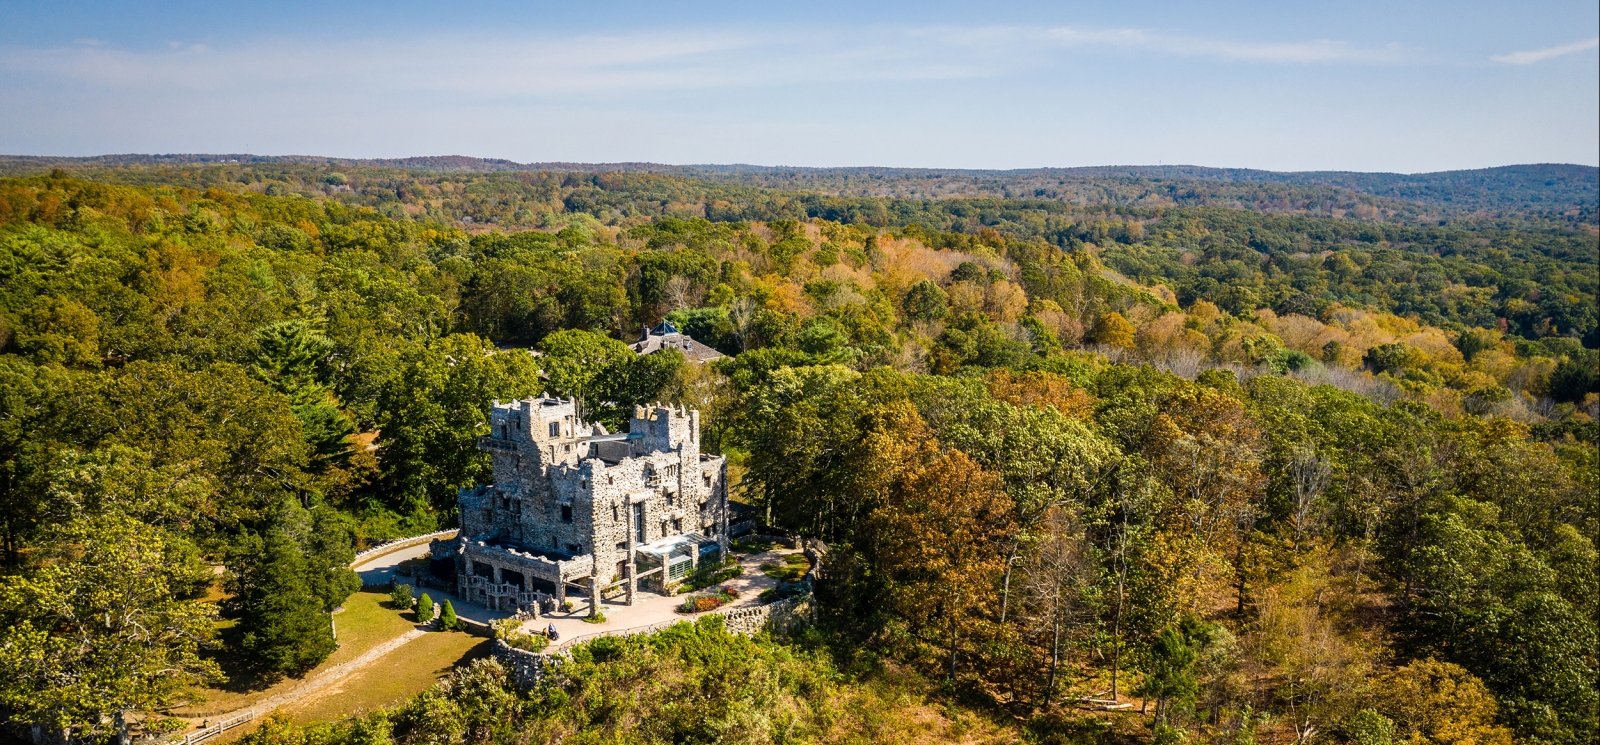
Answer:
[[628, 403, 700, 454], [487, 394, 586, 444]]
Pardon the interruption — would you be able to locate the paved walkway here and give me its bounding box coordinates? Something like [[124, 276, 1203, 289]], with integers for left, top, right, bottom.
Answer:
[[405, 545, 806, 642]]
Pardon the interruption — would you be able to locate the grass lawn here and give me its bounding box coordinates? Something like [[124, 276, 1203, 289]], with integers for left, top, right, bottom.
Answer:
[[759, 553, 810, 581], [283, 631, 489, 724], [174, 591, 421, 717]]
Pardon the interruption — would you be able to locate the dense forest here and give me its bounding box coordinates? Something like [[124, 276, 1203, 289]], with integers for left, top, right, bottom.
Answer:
[[0, 165, 1594, 745], [4, 157, 1595, 219]]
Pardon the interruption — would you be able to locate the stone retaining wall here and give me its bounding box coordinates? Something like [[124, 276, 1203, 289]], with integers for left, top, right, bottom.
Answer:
[[491, 639, 562, 690], [719, 595, 811, 635]]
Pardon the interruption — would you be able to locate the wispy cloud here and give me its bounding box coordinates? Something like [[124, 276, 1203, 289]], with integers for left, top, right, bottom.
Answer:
[[1491, 38, 1599, 65], [919, 25, 1410, 65], [0, 23, 1413, 104]]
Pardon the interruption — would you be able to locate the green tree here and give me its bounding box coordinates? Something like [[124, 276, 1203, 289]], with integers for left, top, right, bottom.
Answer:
[[389, 583, 413, 610], [0, 515, 221, 743], [375, 334, 541, 518], [225, 501, 356, 678], [538, 329, 634, 405], [439, 600, 459, 631], [1136, 625, 1200, 725], [15, 297, 101, 368], [901, 279, 949, 323], [249, 321, 355, 471]]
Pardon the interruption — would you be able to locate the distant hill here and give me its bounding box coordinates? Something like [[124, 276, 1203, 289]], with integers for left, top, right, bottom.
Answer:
[[0, 154, 1594, 219]]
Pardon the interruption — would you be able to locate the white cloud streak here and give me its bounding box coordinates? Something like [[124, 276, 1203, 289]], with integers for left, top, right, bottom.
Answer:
[[0, 23, 1413, 102], [1491, 38, 1599, 65], [967, 25, 1408, 65]]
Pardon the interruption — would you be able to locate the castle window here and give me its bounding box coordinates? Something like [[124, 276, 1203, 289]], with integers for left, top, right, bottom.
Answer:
[[499, 424, 507, 438], [612, 504, 619, 521], [549, 421, 560, 438], [567, 543, 581, 554], [561, 505, 573, 523], [703, 474, 711, 487], [673, 518, 682, 533]]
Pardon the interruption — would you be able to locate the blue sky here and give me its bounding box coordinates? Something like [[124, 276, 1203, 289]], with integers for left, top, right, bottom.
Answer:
[[1, 1, 1595, 172]]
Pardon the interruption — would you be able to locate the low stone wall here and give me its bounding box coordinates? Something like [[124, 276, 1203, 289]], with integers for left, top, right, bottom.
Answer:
[[352, 529, 459, 568], [491, 638, 562, 689], [719, 595, 812, 636], [457, 617, 495, 638]]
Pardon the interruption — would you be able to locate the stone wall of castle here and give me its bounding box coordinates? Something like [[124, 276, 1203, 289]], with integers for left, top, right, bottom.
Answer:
[[462, 397, 728, 605]]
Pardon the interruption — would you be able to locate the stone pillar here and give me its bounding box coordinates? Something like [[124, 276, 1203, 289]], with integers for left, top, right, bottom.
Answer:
[[555, 573, 567, 606], [625, 560, 636, 606], [587, 573, 600, 617], [659, 553, 671, 597]]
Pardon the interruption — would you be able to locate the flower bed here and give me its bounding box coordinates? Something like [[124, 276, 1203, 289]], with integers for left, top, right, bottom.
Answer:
[[676, 586, 739, 614]]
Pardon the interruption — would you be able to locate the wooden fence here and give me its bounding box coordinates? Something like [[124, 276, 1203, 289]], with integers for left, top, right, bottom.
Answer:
[[165, 710, 254, 745]]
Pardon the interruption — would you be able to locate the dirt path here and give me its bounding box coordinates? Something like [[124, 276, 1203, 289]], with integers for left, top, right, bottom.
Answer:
[[174, 539, 452, 734], [183, 629, 429, 729]]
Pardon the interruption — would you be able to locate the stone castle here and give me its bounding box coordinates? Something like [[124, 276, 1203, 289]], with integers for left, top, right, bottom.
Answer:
[[443, 395, 729, 614]]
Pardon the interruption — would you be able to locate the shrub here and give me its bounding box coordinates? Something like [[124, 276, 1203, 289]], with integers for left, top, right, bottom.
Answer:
[[388, 583, 413, 610], [492, 617, 548, 652], [584, 611, 607, 624], [762, 581, 809, 604], [416, 593, 434, 622], [438, 600, 459, 631], [681, 556, 744, 592], [731, 538, 775, 554]]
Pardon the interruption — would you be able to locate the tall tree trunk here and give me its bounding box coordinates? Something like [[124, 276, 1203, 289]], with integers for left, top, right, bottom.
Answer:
[[1235, 539, 1249, 616], [948, 613, 959, 679], [1110, 516, 1129, 701], [999, 538, 1020, 624], [1045, 618, 1061, 708]]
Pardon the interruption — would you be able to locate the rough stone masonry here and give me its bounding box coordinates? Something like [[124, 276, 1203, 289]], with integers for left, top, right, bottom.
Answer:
[[438, 395, 730, 615]]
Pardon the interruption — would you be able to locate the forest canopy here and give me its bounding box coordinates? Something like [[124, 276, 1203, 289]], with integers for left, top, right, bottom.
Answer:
[[0, 164, 1594, 745]]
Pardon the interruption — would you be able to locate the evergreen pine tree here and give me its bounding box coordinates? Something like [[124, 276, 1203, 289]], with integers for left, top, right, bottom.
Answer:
[[417, 593, 434, 622], [227, 529, 337, 677], [439, 600, 458, 631]]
